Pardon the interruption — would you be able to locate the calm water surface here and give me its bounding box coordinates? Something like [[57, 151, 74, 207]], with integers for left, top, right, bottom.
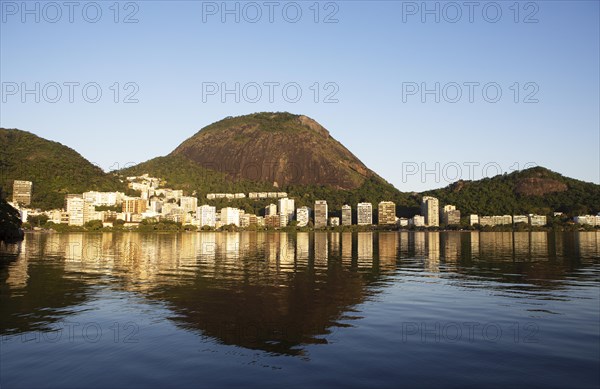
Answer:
[[1, 231, 599, 388]]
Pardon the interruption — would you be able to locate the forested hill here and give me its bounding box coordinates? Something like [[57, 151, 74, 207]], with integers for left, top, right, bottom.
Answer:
[[1, 128, 125, 210], [422, 167, 600, 216]]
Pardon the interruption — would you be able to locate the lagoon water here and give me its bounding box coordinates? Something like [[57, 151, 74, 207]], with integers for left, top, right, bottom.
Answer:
[[1, 231, 599, 388]]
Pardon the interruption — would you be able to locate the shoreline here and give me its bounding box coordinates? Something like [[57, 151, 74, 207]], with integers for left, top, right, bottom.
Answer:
[[20, 227, 599, 235]]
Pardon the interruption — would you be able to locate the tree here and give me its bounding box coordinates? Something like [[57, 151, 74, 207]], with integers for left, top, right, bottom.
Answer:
[[85, 220, 103, 231], [28, 214, 49, 228]]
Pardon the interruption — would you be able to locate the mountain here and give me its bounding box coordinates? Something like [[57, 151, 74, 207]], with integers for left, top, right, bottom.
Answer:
[[170, 112, 375, 190], [121, 113, 416, 214], [0, 128, 125, 210], [423, 166, 600, 216]]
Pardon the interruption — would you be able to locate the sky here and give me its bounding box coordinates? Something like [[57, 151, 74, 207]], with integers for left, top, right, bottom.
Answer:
[[1, 0, 599, 191]]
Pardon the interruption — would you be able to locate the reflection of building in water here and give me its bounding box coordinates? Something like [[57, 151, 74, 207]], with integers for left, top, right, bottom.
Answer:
[[413, 231, 426, 258], [441, 232, 461, 263], [399, 231, 409, 259], [576, 231, 599, 260], [530, 232, 548, 259], [265, 233, 279, 264], [425, 232, 440, 272], [279, 233, 296, 271], [314, 232, 328, 267], [222, 233, 241, 261], [357, 232, 373, 268], [199, 232, 217, 263], [5, 240, 27, 290], [296, 232, 310, 264], [479, 232, 513, 261], [329, 232, 340, 257], [513, 232, 530, 259], [469, 231, 480, 259], [341, 232, 352, 265], [378, 232, 397, 271]]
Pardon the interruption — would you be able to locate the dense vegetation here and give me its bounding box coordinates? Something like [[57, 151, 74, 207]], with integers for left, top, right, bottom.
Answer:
[[118, 155, 275, 196], [424, 167, 600, 216], [0, 195, 22, 242], [1, 128, 126, 210]]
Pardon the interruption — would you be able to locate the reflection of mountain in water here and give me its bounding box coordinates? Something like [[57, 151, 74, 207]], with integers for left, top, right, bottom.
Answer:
[[1, 231, 598, 355]]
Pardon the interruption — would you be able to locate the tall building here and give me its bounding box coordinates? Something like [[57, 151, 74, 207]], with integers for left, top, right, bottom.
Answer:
[[441, 204, 461, 226], [122, 198, 147, 214], [357, 202, 373, 225], [221, 207, 240, 227], [180, 196, 198, 213], [265, 203, 278, 216], [296, 207, 310, 227], [378, 201, 396, 225], [12, 180, 32, 206], [421, 196, 439, 227], [197, 205, 216, 227], [65, 195, 84, 226], [82, 198, 100, 223], [341, 204, 352, 226], [314, 200, 328, 228], [277, 198, 295, 222]]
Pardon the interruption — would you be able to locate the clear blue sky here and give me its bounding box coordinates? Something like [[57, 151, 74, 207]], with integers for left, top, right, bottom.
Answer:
[[1, 0, 598, 191]]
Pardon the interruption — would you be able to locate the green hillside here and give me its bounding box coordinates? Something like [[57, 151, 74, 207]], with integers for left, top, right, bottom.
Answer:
[[119, 155, 276, 196], [423, 167, 600, 216], [0, 128, 126, 210]]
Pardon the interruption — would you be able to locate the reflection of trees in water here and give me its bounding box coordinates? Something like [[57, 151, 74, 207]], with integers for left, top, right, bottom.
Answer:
[[0, 234, 90, 335]]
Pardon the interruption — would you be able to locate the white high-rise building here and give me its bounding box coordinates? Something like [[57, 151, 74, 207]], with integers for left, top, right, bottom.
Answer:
[[296, 207, 310, 227], [314, 200, 328, 228], [421, 196, 439, 227], [12, 180, 32, 206], [221, 207, 240, 227], [265, 203, 278, 216], [277, 198, 295, 221], [66, 195, 85, 226], [357, 202, 373, 225], [180, 196, 198, 214], [341, 204, 352, 226], [197, 205, 216, 228], [378, 201, 396, 225]]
